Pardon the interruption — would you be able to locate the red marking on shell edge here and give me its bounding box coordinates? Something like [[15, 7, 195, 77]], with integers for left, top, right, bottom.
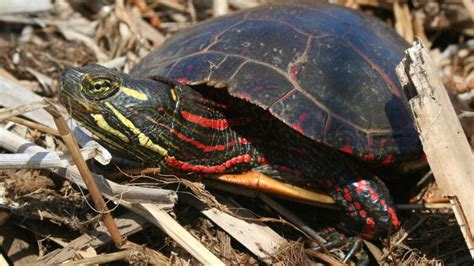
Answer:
[[359, 210, 367, 218], [291, 123, 304, 133], [239, 92, 252, 101], [177, 77, 190, 84], [380, 154, 395, 165], [340, 145, 353, 155]]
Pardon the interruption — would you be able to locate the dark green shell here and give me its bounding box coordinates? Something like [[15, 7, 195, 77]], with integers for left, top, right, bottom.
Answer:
[[131, 3, 422, 163]]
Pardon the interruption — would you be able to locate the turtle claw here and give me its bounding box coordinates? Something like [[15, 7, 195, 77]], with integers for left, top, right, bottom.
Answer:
[[342, 237, 363, 263], [312, 229, 369, 264], [314, 227, 346, 250]]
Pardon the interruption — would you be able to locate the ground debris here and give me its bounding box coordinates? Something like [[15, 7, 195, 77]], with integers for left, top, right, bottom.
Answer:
[[1, 169, 96, 232], [386, 211, 471, 265], [0, 35, 96, 90], [0, 0, 472, 264]]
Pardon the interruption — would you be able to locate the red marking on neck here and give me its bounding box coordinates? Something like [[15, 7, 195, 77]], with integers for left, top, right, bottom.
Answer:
[[165, 154, 253, 174], [171, 129, 250, 152], [362, 153, 375, 161], [194, 96, 229, 109], [273, 165, 303, 177], [181, 111, 253, 130], [181, 111, 229, 130]]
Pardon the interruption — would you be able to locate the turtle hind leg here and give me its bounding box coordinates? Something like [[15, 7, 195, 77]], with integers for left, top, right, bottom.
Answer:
[[325, 159, 400, 239]]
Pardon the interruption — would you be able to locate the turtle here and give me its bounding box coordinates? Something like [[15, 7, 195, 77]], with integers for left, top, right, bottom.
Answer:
[[59, 3, 424, 240]]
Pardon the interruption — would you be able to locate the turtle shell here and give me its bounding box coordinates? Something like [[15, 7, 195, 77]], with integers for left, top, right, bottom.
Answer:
[[131, 3, 422, 164]]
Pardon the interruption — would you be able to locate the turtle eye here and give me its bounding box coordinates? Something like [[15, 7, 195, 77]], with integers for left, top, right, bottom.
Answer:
[[82, 75, 120, 101]]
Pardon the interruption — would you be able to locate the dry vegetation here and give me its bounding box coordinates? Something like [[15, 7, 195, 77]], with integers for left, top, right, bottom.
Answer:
[[0, 0, 473, 265]]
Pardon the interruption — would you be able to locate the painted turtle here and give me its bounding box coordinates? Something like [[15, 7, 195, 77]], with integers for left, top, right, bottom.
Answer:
[[60, 3, 423, 239]]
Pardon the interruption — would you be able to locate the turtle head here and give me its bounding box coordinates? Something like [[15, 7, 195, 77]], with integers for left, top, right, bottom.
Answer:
[[59, 64, 177, 162]]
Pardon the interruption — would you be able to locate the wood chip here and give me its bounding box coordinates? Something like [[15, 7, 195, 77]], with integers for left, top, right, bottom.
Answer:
[[396, 38, 474, 258], [202, 204, 286, 262], [127, 202, 225, 265], [39, 212, 148, 264]]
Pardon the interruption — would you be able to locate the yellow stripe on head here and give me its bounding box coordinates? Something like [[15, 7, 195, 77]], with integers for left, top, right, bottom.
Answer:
[[170, 87, 177, 101], [105, 102, 169, 156], [122, 87, 148, 101], [91, 114, 129, 143]]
